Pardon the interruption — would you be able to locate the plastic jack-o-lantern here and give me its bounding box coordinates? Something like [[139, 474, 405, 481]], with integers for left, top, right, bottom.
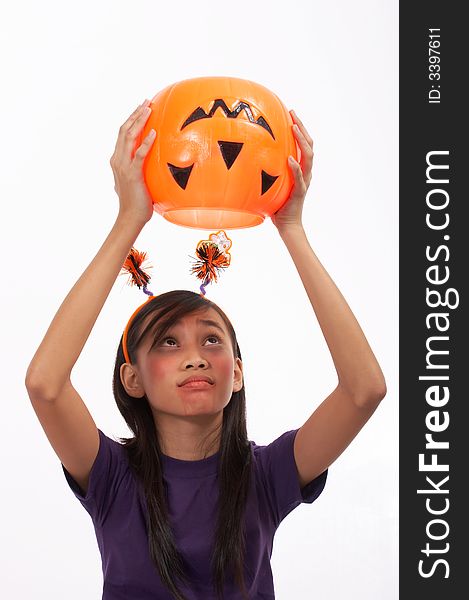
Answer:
[[140, 76, 299, 230]]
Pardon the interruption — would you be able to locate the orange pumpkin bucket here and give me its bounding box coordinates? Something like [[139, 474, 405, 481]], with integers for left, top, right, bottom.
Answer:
[[140, 76, 298, 230]]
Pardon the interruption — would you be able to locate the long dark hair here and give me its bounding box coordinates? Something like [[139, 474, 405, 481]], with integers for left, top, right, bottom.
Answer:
[[112, 290, 251, 600]]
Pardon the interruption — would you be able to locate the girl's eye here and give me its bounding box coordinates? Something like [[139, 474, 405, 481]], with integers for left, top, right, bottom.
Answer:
[[161, 334, 221, 346]]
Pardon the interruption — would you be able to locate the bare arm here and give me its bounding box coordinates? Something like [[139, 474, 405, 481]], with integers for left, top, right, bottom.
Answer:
[[26, 100, 156, 398], [271, 110, 386, 485], [274, 110, 386, 405], [281, 224, 386, 485]]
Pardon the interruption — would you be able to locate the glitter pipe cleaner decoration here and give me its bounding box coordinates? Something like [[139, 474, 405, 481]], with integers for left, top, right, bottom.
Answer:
[[121, 248, 154, 297], [120, 247, 155, 363], [190, 230, 233, 296]]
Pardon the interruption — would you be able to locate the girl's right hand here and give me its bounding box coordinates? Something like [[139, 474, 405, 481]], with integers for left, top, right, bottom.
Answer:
[[110, 100, 156, 225]]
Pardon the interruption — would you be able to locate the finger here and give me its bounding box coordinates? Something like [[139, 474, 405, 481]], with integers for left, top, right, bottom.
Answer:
[[132, 129, 157, 166], [113, 102, 150, 163], [112, 103, 143, 161], [288, 156, 306, 194], [125, 106, 153, 159], [290, 110, 314, 149], [292, 123, 314, 177]]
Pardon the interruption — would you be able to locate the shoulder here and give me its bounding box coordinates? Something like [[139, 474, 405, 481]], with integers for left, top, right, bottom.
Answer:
[[250, 428, 298, 456], [248, 428, 327, 523]]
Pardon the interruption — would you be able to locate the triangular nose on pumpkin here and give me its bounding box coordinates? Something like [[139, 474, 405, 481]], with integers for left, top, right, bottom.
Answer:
[[218, 141, 243, 169]]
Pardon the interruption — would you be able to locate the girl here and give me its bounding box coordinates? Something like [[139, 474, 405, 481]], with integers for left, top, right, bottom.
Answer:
[[26, 99, 386, 600]]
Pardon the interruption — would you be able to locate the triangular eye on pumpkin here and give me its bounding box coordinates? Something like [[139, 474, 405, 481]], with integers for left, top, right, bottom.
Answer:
[[261, 171, 279, 195], [167, 163, 194, 190], [142, 76, 299, 230]]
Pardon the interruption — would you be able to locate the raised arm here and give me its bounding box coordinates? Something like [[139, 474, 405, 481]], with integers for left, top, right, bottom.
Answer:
[[271, 110, 387, 486], [25, 100, 156, 398]]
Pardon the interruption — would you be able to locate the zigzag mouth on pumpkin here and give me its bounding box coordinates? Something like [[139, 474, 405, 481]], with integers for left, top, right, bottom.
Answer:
[[181, 99, 275, 140]]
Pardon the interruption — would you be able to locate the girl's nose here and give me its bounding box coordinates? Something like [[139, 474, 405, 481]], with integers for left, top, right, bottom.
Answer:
[[182, 357, 208, 369]]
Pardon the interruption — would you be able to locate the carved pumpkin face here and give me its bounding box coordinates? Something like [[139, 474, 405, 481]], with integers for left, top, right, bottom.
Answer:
[[141, 76, 298, 230]]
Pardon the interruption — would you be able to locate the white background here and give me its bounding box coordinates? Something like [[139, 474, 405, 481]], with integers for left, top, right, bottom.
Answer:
[[1, 1, 398, 598]]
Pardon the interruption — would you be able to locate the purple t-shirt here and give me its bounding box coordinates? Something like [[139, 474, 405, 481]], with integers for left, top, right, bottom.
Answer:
[[62, 427, 327, 599]]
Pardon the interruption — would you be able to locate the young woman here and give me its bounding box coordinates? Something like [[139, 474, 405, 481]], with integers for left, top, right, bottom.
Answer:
[[26, 99, 386, 600]]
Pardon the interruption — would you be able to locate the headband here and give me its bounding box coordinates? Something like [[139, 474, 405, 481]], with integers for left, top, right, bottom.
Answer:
[[120, 230, 233, 364]]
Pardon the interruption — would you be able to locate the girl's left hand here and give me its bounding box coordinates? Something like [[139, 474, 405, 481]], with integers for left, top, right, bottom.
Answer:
[[271, 110, 314, 232]]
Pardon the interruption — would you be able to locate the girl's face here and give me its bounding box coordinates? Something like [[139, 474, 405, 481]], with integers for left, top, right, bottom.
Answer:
[[123, 308, 243, 419]]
